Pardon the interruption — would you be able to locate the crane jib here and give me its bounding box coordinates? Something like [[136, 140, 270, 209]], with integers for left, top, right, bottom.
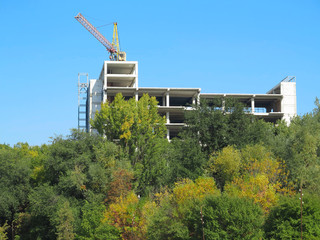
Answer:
[[74, 13, 116, 53]]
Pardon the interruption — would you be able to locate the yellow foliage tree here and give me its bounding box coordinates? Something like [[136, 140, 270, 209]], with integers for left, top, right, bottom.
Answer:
[[173, 177, 220, 206], [225, 144, 294, 212], [207, 145, 242, 190], [103, 191, 155, 240]]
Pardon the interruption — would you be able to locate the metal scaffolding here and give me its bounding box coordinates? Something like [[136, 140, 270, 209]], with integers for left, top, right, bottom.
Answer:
[[78, 73, 88, 131]]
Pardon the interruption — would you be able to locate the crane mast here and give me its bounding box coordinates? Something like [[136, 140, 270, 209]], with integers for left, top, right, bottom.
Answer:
[[74, 13, 126, 61], [112, 23, 121, 62]]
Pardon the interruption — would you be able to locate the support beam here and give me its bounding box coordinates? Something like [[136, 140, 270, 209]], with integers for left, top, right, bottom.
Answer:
[[103, 63, 107, 102], [251, 97, 255, 113], [166, 112, 170, 124], [222, 98, 225, 112], [135, 91, 138, 101]]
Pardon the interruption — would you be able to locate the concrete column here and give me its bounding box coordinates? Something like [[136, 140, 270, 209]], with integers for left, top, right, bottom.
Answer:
[[103, 62, 107, 103], [251, 97, 255, 113], [167, 128, 170, 140], [166, 90, 170, 107], [166, 112, 170, 124], [135, 64, 138, 88], [222, 99, 225, 112], [135, 91, 138, 101]]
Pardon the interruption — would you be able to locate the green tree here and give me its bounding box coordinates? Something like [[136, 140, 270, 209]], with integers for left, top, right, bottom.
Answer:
[[147, 177, 220, 240], [288, 115, 320, 193], [186, 194, 264, 240], [94, 222, 121, 240], [25, 184, 61, 240], [91, 93, 166, 164], [190, 99, 258, 152], [0, 221, 9, 240], [91, 93, 169, 195], [42, 130, 120, 201], [77, 201, 109, 239], [15, 131, 130, 239], [168, 136, 206, 183], [147, 199, 190, 240], [0, 143, 32, 223], [207, 145, 242, 191], [182, 98, 229, 155], [56, 201, 75, 240], [265, 194, 320, 239], [261, 99, 320, 195], [133, 137, 171, 195]]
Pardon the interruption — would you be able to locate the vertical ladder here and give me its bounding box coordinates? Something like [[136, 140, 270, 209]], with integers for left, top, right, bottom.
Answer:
[[78, 73, 89, 131]]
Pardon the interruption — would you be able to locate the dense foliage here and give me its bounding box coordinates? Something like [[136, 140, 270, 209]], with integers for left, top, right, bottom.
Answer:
[[1, 94, 320, 239]]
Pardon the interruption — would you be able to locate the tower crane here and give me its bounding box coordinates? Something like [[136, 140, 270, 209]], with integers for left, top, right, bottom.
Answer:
[[74, 13, 126, 61]]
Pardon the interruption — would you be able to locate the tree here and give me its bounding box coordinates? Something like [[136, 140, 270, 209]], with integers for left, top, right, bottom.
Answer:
[[0, 143, 32, 224], [106, 168, 134, 203], [207, 145, 242, 191], [42, 130, 124, 201], [172, 177, 220, 207], [182, 98, 228, 155], [147, 177, 220, 240], [146, 199, 190, 240], [91, 93, 170, 196], [91, 93, 167, 165], [133, 137, 171, 195], [263, 99, 320, 195], [15, 131, 131, 239], [286, 114, 320, 194], [77, 201, 120, 239], [0, 221, 9, 240], [103, 191, 146, 240], [25, 184, 61, 240], [56, 201, 75, 240], [167, 136, 206, 183], [224, 144, 293, 212], [186, 194, 264, 240], [265, 194, 320, 239], [183, 98, 263, 155]]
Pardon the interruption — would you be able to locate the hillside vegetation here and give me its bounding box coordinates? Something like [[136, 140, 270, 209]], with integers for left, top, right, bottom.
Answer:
[[1, 94, 320, 239]]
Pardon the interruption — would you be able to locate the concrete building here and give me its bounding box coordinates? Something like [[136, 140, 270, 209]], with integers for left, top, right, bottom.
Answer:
[[86, 61, 296, 139]]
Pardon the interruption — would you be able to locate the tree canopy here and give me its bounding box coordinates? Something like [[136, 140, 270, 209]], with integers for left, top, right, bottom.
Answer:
[[1, 96, 320, 239]]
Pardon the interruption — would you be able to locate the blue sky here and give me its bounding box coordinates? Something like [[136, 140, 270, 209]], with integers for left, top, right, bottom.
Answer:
[[1, 0, 320, 146]]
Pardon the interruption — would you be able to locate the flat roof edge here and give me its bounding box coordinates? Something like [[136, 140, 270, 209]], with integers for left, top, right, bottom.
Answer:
[[106, 87, 201, 91], [200, 93, 283, 98]]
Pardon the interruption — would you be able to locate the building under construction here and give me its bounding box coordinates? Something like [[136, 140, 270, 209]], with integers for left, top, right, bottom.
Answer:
[[75, 13, 297, 139], [79, 61, 296, 139]]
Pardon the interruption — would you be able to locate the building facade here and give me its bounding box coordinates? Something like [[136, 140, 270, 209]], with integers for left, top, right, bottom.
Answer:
[[86, 61, 297, 139]]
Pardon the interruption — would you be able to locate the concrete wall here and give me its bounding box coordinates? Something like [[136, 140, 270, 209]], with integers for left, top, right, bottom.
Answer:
[[87, 78, 103, 131], [280, 81, 297, 123]]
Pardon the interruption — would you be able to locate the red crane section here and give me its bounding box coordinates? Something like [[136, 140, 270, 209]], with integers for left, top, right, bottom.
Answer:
[[75, 13, 116, 56]]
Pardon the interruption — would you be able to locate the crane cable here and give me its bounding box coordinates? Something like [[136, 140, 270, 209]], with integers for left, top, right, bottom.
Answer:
[[80, 13, 113, 28]]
